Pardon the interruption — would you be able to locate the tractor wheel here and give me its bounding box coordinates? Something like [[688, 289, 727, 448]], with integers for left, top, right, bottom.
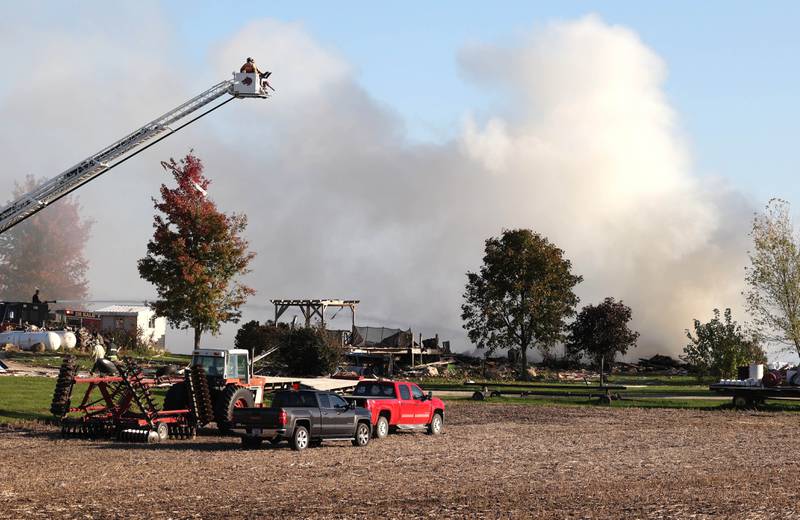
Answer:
[[290, 425, 310, 451], [214, 385, 254, 433], [163, 382, 188, 410], [375, 415, 389, 439]]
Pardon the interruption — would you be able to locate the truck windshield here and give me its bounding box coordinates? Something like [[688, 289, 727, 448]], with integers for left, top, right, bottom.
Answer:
[[354, 382, 396, 398], [193, 356, 225, 377]]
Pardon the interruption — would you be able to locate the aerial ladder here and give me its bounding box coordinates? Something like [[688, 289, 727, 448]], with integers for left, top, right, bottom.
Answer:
[[0, 71, 270, 234]]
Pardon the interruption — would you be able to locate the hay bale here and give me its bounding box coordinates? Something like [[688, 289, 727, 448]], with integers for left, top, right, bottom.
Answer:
[[30, 342, 45, 353]]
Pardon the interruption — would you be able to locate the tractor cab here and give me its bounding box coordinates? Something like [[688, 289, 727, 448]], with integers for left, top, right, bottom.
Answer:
[[191, 348, 251, 385]]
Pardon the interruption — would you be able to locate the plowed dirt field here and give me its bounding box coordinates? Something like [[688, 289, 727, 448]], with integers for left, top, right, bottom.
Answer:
[[1, 402, 799, 519]]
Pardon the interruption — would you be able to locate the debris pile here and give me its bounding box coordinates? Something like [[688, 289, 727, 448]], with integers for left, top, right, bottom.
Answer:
[[394, 352, 692, 381]]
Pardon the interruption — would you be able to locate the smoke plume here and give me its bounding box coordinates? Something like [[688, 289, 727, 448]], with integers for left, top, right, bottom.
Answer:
[[0, 11, 753, 357]]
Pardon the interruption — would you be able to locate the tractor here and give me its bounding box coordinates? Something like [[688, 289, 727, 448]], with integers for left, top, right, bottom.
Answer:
[[164, 348, 285, 432]]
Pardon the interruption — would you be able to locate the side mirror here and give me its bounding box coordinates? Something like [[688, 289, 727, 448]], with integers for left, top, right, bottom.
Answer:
[[427, 391, 433, 400]]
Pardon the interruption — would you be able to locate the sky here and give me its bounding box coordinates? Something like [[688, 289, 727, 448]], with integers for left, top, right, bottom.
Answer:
[[160, 0, 800, 200], [1, 2, 799, 361]]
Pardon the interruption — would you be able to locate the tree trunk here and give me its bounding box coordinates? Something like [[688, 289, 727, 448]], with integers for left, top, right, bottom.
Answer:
[[193, 327, 203, 349], [519, 345, 528, 380]]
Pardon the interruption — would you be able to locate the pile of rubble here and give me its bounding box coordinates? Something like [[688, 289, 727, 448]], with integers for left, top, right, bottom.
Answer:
[[399, 352, 690, 381], [615, 354, 689, 376]]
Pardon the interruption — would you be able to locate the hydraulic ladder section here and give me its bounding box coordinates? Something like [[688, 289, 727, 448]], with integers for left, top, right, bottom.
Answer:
[[0, 74, 266, 234]]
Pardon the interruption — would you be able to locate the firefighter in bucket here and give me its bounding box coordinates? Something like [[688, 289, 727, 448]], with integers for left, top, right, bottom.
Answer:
[[240, 57, 274, 92]]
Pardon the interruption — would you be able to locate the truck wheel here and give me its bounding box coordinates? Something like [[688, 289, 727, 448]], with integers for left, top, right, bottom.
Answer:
[[352, 422, 371, 447], [163, 382, 188, 410], [375, 415, 389, 439], [241, 435, 263, 449], [214, 385, 255, 433], [427, 413, 443, 435], [291, 425, 310, 451]]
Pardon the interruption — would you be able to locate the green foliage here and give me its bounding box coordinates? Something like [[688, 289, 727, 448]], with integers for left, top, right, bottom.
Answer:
[[461, 229, 582, 378], [138, 154, 255, 348], [234, 320, 289, 355], [0, 175, 92, 300], [277, 327, 343, 376], [683, 308, 767, 378], [566, 297, 639, 368], [745, 198, 800, 356]]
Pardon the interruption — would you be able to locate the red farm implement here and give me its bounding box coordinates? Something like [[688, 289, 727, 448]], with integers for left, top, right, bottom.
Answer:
[[50, 356, 213, 443]]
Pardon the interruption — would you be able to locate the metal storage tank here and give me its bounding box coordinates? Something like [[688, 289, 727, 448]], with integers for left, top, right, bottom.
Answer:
[[53, 331, 77, 350], [0, 331, 62, 351]]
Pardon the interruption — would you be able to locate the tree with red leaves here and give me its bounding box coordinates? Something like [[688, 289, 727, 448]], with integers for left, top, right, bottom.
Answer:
[[138, 153, 255, 348], [0, 175, 92, 301]]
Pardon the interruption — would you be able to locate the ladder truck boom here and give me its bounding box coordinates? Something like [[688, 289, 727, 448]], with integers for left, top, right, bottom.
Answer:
[[0, 72, 268, 234]]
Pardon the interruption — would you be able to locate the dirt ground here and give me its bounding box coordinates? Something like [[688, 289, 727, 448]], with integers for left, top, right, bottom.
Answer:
[[2, 403, 800, 519]]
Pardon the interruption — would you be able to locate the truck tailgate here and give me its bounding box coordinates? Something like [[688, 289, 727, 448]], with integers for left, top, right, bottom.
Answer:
[[232, 407, 282, 428]]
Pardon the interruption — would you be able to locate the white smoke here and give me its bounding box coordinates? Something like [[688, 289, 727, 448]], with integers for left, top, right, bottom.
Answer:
[[0, 11, 753, 358]]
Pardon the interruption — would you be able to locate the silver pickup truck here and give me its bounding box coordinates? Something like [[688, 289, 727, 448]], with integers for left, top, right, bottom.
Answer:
[[232, 389, 372, 450]]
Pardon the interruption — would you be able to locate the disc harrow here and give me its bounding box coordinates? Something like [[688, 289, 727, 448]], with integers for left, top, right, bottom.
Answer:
[[60, 420, 116, 439], [117, 357, 159, 426], [186, 365, 214, 425], [51, 357, 196, 444], [50, 356, 78, 418], [168, 424, 197, 440], [117, 428, 158, 443]]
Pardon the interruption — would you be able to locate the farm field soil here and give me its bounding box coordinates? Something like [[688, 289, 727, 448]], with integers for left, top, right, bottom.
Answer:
[[1, 403, 799, 519]]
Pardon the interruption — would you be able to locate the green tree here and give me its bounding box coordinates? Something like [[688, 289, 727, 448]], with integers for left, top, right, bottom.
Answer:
[[461, 229, 582, 379], [138, 153, 255, 348], [566, 297, 639, 369], [0, 175, 92, 301], [745, 199, 800, 356], [278, 327, 343, 376], [234, 320, 289, 356], [683, 308, 766, 378]]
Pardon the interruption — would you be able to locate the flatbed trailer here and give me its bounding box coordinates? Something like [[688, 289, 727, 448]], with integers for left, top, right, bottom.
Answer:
[[466, 381, 627, 404], [709, 383, 800, 408]]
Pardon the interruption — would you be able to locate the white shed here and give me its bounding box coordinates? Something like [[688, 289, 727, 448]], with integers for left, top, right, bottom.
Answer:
[[94, 305, 167, 350]]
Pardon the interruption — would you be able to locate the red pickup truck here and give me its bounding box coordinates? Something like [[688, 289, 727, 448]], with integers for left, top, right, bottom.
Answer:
[[345, 380, 445, 439]]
